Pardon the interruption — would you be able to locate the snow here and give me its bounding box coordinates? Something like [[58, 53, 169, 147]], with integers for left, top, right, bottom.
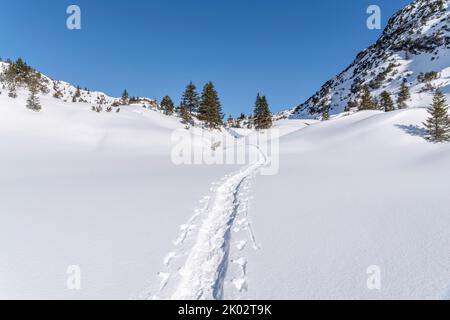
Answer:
[[0, 90, 239, 299], [2, 0, 450, 299], [168, 147, 266, 300], [290, 0, 450, 119], [246, 109, 450, 300], [1, 83, 450, 300]]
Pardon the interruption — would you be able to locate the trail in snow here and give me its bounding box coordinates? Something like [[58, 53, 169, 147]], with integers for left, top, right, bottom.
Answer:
[[170, 148, 266, 300]]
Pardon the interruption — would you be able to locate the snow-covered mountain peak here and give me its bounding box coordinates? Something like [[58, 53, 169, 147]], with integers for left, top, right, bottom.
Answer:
[[289, 0, 450, 119]]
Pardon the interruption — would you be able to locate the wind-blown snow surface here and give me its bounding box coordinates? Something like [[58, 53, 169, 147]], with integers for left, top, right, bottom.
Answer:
[[1, 90, 450, 299], [247, 111, 450, 300], [0, 92, 239, 299]]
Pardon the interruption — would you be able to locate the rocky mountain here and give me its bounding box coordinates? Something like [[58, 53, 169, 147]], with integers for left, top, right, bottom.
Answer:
[[289, 0, 450, 119]]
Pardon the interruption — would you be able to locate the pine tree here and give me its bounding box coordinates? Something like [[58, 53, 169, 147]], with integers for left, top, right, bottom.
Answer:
[[179, 103, 192, 126], [227, 115, 235, 127], [380, 91, 395, 112], [253, 94, 272, 129], [423, 89, 450, 143], [345, 99, 358, 112], [320, 100, 330, 121], [72, 86, 81, 102], [53, 81, 63, 99], [7, 82, 17, 98], [180, 82, 200, 116], [236, 113, 246, 128], [253, 94, 263, 128], [247, 116, 254, 129], [260, 96, 273, 129], [199, 82, 223, 129], [160, 95, 175, 115], [121, 89, 129, 105], [358, 85, 377, 110], [397, 79, 411, 109], [26, 82, 42, 112]]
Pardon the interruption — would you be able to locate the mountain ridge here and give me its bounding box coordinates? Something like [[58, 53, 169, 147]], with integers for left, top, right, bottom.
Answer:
[[288, 0, 450, 119]]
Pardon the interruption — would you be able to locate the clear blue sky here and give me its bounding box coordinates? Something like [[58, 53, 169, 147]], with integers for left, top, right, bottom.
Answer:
[[0, 0, 412, 116]]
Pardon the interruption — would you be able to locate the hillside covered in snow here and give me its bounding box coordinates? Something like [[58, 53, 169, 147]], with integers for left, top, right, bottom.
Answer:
[[2, 87, 450, 299], [0, 60, 160, 112], [1, 0, 450, 301], [289, 0, 450, 119]]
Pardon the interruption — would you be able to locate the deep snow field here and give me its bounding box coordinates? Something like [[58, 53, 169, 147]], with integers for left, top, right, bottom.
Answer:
[[1, 90, 450, 300]]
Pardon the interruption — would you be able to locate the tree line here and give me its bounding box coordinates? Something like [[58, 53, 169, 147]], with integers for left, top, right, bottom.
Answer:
[[344, 77, 450, 143], [0, 57, 49, 112], [159, 82, 273, 130]]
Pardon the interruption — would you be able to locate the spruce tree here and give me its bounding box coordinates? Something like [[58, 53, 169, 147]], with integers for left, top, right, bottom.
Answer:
[[227, 115, 235, 127], [7, 82, 17, 98], [320, 100, 330, 121], [260, 96, 272, 129], [72, 86, 81, 102], [253, 94, 272, 129], [253, 94, 263, 128], [423, 89, 450, 143], [199, 82, 223, 129], [161, 95, 175, 115], [397, 79, 411, 109], [53, 81, 63, 99], [236, 113, 246, 128], [121, 89, 129, 105], [345, 99, 358, 112], [26, 82, 42, 112], [180, 81, 200, 116], [179, 103, 192, 126], [380, 91, 395, 112], [358, 85, 377, 110]]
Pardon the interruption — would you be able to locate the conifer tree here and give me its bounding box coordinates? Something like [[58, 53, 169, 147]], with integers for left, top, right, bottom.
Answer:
[[345, 99, 358, 112], [423, 89, 450, 143], [227, 115, 235, 127], [247, 116, 254, 129], [26, 82, 42, 112], [180, 82, 200, 116], [53, 81, 63, 99], [161, 95, 175, 115], [121, 89, 129, 105], [253, 94, 273, 129], [260, 96, 273, 129], [236, 113, 246, 128], [7, 82, 17, 98], [253, 94, 263, 127], [358, 85, 377, 110], [72, 86, 81, 102], [397, 79, 411, 109], [380, 91, 395, 112], [320, 100, 330, 121], [179, 103, 192, 126], [199, 82, 223, 129]]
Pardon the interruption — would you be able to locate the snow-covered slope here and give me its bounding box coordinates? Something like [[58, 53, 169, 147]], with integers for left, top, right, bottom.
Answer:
[[2, 0, 450, 299], [141, 107, 450, 300], [290, 0, 450, 119], [0, 60, 158, 109], [0, 88, 240, 299], [1, 82, 450, 299], [246, 109, 450, 300]]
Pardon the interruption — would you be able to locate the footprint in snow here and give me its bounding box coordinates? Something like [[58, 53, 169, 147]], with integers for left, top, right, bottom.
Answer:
[[232, 278, 248, 292], [163, 252, 177, 266], [236, 240, 247, 251], [157, 272, 170, 291]]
